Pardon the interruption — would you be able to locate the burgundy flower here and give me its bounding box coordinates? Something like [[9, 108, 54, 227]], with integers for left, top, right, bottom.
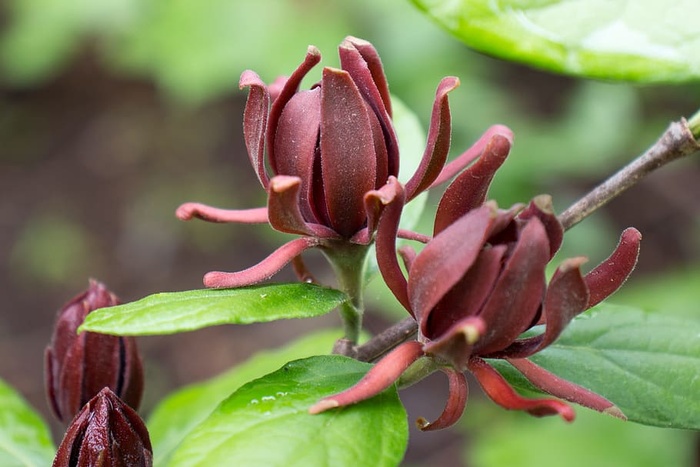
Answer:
[[53, 387, 153, 467], [310, 134, 642, 430], [175, 36, 510, 288], [45, 280, 144, 423]]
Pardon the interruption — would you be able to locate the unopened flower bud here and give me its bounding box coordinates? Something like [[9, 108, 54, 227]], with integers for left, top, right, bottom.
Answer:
[[52, 387, 153, 467], [45, 280, 144, 423]]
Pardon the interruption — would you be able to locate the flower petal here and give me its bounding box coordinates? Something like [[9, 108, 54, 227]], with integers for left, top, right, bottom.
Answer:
[[585, 227, 642, 309], [417, 368, 468, 431], [404, 77, 460, 201], [203, 237, 320, 288], [507, 358, 625, 419], [239, 70, 271, 188], [474, 217, 550, 356], [308, 340, 424, 414], [372, 177, 411, 313], [492, 256, 589, 359], [517, 195, 564, 259], [408, 204, 495, 324], [431, 124, 514, 187], [468, 357, 575, 421], [341, 36, 393, 117], [433, 133, 511, 235], [422, 316, 486, 370], [176, 203, 269, 224], [267, 46, 322, 174], [320, 67, 379, 237], [267, 175, 340, 238]]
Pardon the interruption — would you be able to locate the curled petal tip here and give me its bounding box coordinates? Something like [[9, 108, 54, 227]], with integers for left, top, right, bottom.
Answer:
[[489, 124, 514, 144], [269, 174, 302, 192], [461, 322, 483, 345], [306, 45, 322, 59], [532, 194, 555, 215], [603, 405, 627, 421], [239, 69, 264, 89], [415, 417, 431, 430], [175, 203, 196, 221], [308, 398, 339, 415]]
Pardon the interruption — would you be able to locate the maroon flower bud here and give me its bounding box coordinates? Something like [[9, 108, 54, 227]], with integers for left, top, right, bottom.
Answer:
[[45, 280, 144, 423], [311, 134, 642, 430], [53, 387, 153, 467], [174, 37, 507, 288]]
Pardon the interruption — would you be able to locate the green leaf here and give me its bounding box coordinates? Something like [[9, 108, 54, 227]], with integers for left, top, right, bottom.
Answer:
[[148, 329, 344, 466], [170, 355, 408, 467], [79, 283, 347, 336], [0, 378, 55, 467], [493, 304, 700, 429], [411, 0, 700, 83]]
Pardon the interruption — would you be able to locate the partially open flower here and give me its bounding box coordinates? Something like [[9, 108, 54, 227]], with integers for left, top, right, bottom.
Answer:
[[175, 36, 510, 288], [53, 387, 153, 467], [310, 134, 642, 430], [45, 280, 144, 423]]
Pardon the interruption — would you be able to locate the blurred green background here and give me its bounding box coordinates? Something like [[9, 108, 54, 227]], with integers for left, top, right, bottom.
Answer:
[[0, 0, 698, 465]]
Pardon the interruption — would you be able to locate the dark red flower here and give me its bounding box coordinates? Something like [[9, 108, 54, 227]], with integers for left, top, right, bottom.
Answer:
[[45, 280, 144, 423], [310, 134, 642, 430], [53, 387, 152, 467], [175, 36, 511, 288]]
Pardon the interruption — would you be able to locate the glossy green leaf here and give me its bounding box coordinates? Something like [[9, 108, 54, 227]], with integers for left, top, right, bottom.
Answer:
[[79, 283, 346, 336], [411, 0, 700, 82], [170, 355, 408, 467], [0, 378, 55, 467], [492, 304, 700, 429], [148, 329, 343, 466]]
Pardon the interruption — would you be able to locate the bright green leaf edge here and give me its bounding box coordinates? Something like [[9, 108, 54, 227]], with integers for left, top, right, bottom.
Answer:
[[411, 0, 700, 83], [170, 355, 408, 467], [79, 283, 347, 336], [0, 378, 55, 467], [491, 304, 700, 429], [148, 328, 344, 467]]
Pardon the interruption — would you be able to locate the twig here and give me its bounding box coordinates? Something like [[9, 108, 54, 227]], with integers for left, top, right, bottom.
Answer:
[[354, 116, 700, 362]]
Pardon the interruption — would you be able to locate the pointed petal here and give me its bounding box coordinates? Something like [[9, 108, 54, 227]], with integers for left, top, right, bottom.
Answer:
[[239, 70, 271, 188], [433, 133, 511, 234], [493, 257, 589, 359], [320, 67, 378, 237], [203, 237, 320, 288], [585, 227, 642, 309], [340, 37, 398, 178], [267, 175, 339, 238], [517, 195, 564, 258], [474, 217, 549, 356], [422, 316, 486, 370], [309, 340, 424, 414], [371, 177, 411, 312], [507, 358, 625, 419], [408, 204, 495, 326], [431, 124, 514, 187], [342, 36, 393, 116], [268, 76, 288, 103], [267, 46, 322, 174], [418, 368, 468, 431], [362, 176, 401, 242], [404, 77, 460, 201], [468, 357, 575, 421], [176, 202, 269, 224]]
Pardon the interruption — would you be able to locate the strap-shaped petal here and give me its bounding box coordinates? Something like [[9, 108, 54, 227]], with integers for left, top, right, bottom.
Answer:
[[417, 368, 468, 431], [372, 177, 411, 312], [507, 358, 625, 419], [516, 195, 564, 259], [320, 67, 378, 237], [176, 202, 269, 224], [433, 133, 511, 235], [474, 217, 549, 356], [203, 237, 320, 288], [468, 357, 575, 421], [408, 204, 496, 326], [422, 316, 486, 370], [267, 46, 322, 175], [431, 124, 513, 187], [308, 340, 424, 414], [585, 227, 642, 309], [404, 77, 460, 201], [342, 36, 393, 117], [239, 70, 271, 188]]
